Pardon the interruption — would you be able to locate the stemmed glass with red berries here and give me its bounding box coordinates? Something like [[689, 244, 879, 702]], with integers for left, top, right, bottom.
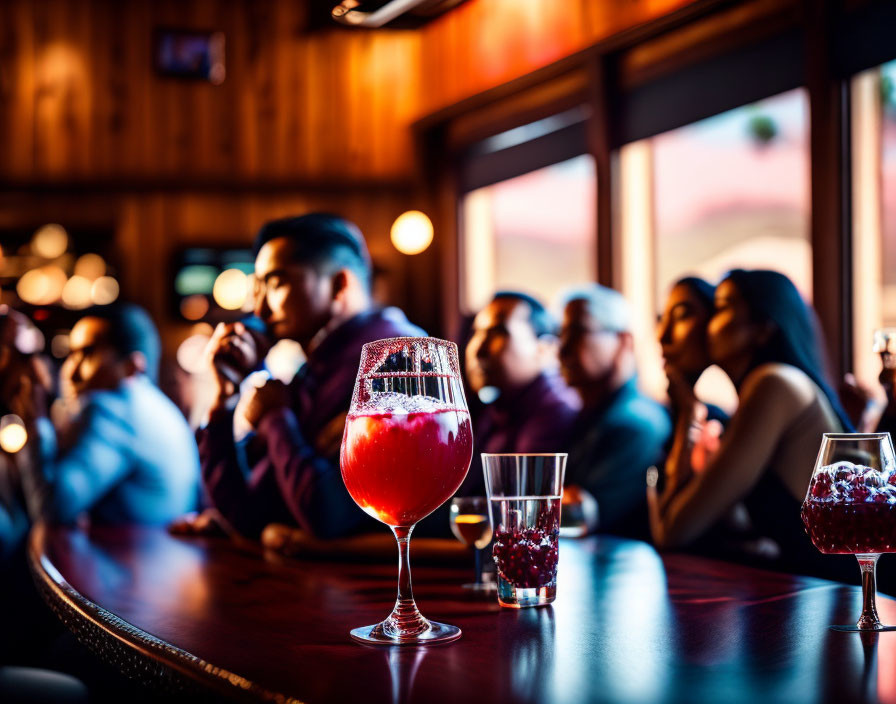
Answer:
[[801, 433, 896, 631]]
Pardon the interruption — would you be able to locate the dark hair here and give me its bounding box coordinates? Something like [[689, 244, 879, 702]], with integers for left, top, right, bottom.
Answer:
[[722, 269, 853, 430], [82, 303, 161, 384], [252, 213, 372, 290], [492, 290, 556, 338], [673, 276, 715, 310]]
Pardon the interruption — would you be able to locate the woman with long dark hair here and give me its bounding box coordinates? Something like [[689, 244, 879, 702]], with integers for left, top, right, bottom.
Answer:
[[657, 276, 728, 432], [649, 269, 854, 579]]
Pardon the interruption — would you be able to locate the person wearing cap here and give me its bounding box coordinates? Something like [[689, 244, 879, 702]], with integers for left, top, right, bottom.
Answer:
[[13, 304, 200, 525], [558, 284, 671, 539], [460, 291, 579, 495], [197, 213, 425, 540]]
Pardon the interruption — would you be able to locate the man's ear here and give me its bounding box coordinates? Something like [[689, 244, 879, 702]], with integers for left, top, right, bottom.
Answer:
[[331, 269, 351, 301], [124, 351, 147, 377]]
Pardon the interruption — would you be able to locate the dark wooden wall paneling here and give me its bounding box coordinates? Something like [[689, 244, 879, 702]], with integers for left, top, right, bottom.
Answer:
[[0, 0, 422, 183]]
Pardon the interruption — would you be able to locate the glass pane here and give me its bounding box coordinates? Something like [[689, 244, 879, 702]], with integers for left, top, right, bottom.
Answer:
[[630, 89, 810, 409], [652, 89, 811, 309], [880, 62, 896, 322], [852, 60, 896, 395], [461, 154, 596, 313]]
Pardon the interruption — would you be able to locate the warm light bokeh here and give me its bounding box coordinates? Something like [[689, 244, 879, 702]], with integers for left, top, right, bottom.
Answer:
[[61, 275, 92, 309], [212, 269, 248, 311], [390, 211, 434, 255], [31, 224, 69, 259], [16, 265, 67, 305], [0, 415, 28, 454], [91, 276, 119, 305]]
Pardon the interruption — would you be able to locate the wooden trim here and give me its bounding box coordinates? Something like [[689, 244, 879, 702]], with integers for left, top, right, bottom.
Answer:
[[588, 56, 616, 288], [619, 0, 801, 88], [806, 0, 852, 380], [27, 522, 298, 703], [444, 70, 590, 153]]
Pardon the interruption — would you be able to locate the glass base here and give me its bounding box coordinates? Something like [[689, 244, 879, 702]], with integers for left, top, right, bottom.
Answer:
[[350, 620, 462, 645], [497, 579, 556, 608], [830, 624, 896, 632]]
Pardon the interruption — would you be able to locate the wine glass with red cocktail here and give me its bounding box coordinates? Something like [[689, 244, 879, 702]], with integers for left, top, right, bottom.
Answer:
[[340, 337, 473, 644], [802, 433, 896, 631]]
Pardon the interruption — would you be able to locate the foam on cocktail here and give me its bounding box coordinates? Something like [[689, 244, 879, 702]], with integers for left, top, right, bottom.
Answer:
[[358, 390, 453, 415]]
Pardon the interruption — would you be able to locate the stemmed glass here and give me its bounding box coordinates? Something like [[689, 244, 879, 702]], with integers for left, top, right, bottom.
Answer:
[[449, 497, 494, 590], [340, 337, 473, 645], [801, 433, 896, 631]]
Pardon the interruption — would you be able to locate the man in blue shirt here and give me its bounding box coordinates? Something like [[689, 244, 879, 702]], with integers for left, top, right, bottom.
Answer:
[[559, 285, 671, 539], [18, 304, 200, 525]]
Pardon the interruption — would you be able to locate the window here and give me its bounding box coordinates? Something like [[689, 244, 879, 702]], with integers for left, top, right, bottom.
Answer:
[[619, 88, 810, 407], [460, 154, 596, 313], [852, 60, 896, 392], [652, 88, 811, 306]]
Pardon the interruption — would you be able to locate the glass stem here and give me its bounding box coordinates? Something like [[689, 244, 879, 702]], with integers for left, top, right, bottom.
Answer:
[[385, 525, 428, 638], [856, 554, 882, 630], [474, 546, 483, 585]]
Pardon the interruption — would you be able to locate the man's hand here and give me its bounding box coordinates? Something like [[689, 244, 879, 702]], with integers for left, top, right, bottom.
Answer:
[[206, 322, 269, 409], [168, 508, 231, 537], [244, 379, 290, 429]]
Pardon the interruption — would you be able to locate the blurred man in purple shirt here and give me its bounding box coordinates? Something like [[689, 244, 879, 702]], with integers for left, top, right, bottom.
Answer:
[[198, 213, 424, 539], [460, 291, 579, 495]]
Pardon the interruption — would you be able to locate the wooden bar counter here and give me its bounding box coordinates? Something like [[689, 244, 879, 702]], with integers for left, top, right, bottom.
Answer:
[[27, 521, 896, 703]]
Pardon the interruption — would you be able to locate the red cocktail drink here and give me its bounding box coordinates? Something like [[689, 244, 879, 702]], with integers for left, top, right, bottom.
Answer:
[[341, 408, 473, 527], [802, 463, 896, 554], [803, 434, 896, 632], [341, 337, 473, 645]]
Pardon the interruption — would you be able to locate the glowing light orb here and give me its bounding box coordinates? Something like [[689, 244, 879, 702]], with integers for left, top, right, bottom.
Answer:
[[17, 265, 67, 305], [390, 211, 434, 255], [0, 415, 28, 454], [212, 269, 248, 310], [74, 253, 106, 280], [91, 276, 119, 305], [32, 224, 69, 259], [61, 275, 92, 309]]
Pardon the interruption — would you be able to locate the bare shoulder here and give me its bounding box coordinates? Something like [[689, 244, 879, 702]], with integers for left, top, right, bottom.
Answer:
[[740, 363, 817, 407]]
